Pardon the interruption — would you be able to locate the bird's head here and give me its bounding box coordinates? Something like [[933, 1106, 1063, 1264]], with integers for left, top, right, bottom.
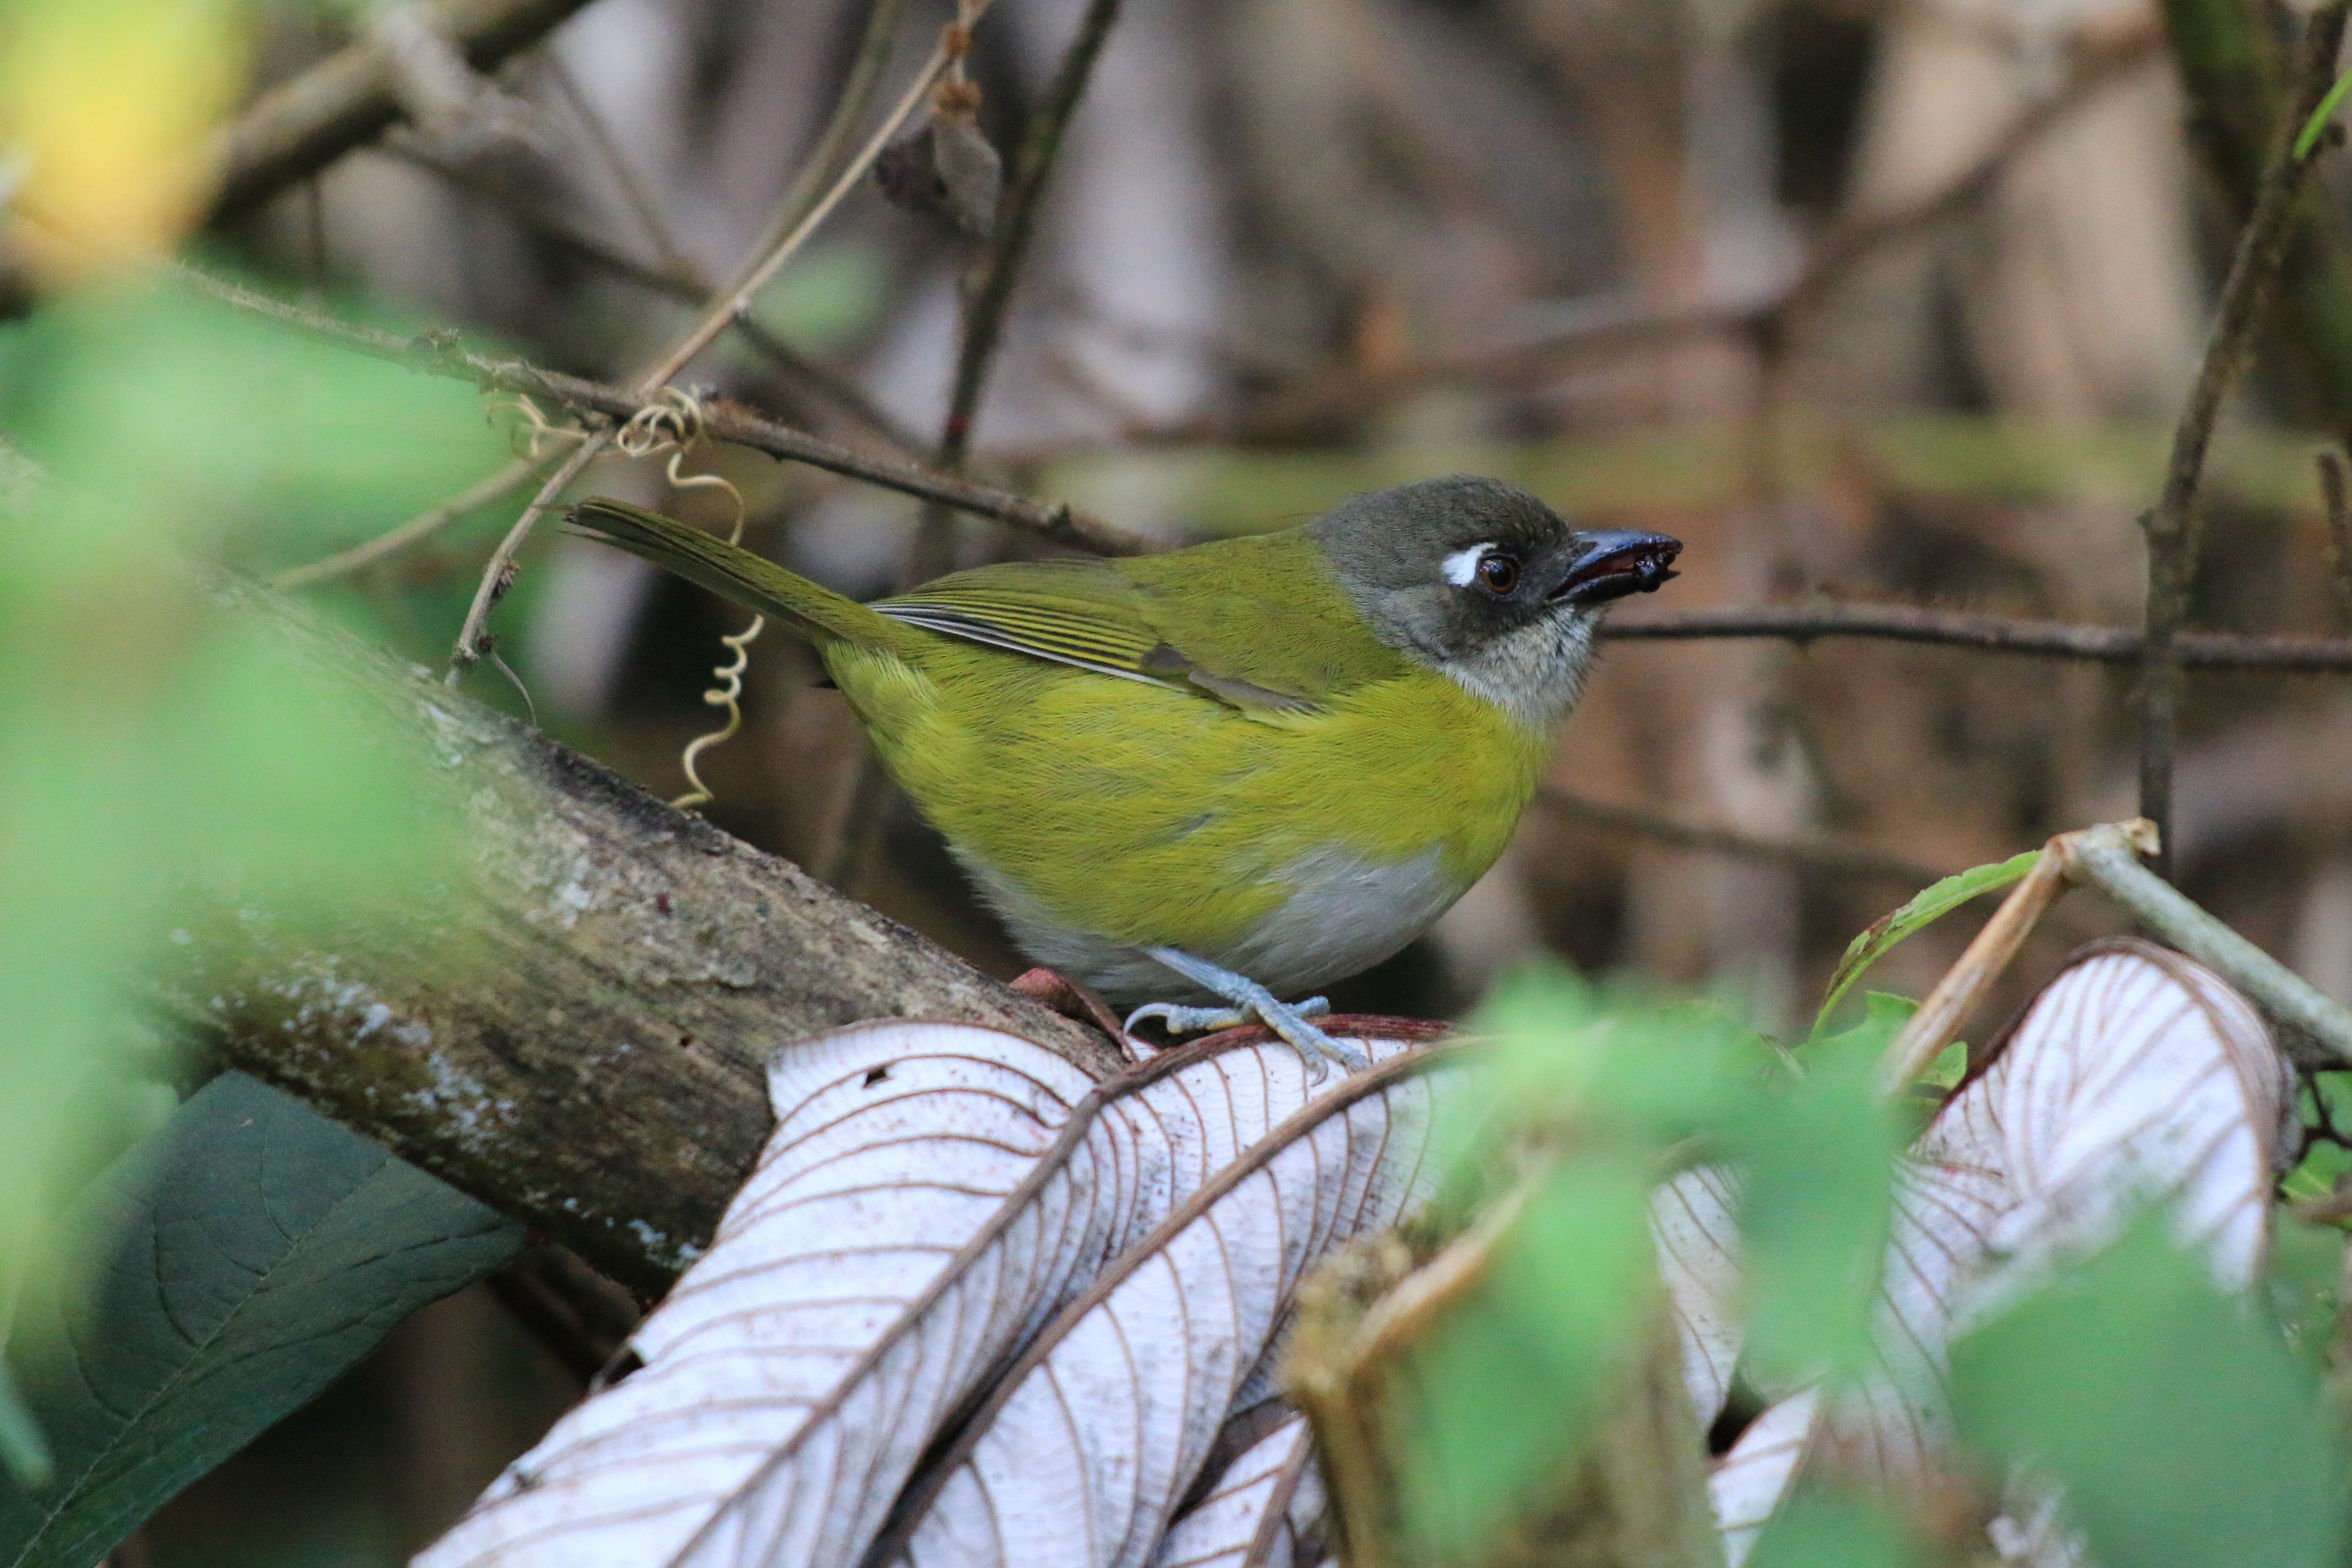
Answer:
[[1309, 475, 1680, 731]]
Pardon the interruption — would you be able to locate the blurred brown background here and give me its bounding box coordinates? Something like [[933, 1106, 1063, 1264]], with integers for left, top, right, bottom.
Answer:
[[138, 0, 2352, 1559]]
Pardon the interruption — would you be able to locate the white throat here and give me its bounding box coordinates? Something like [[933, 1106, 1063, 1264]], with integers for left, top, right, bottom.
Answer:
[[1435, 611, 1597, 733]]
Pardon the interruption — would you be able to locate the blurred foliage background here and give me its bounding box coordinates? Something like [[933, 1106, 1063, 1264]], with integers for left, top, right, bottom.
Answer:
[[9, 0, 2352, 1560]]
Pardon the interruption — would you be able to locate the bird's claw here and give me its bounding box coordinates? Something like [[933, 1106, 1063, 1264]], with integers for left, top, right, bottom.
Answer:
[[1124, 1001, 1247, 1036], [1254, 996, 1366, 1078], [1122, 996, 1332, 1037], [1125, 974, 1361, 1079]]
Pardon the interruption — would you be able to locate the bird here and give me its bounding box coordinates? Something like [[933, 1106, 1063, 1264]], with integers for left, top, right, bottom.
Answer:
[[569, 477, 1679, 1073]]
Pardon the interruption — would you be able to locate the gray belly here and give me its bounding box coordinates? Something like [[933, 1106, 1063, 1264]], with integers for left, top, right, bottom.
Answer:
[[955, 844, 1468, 1007]]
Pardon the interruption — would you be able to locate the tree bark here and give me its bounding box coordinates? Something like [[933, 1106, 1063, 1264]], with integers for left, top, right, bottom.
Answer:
[[159, 575, 1119, 1297]]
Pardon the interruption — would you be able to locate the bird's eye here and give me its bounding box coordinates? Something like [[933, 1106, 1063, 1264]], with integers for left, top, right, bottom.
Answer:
[[1476, 553, 1520, 594]]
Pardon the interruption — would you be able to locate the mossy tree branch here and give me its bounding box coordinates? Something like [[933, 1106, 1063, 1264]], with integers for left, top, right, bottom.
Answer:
[[158, 572, 1119, 1298]]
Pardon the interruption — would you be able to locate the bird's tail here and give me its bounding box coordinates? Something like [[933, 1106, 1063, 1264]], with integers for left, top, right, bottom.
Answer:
[[568, 498, 923, 657]]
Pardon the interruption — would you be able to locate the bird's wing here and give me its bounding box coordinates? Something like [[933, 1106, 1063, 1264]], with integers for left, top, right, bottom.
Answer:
[[874, 563, 1183, 690], [875, 550, 1396, 715]]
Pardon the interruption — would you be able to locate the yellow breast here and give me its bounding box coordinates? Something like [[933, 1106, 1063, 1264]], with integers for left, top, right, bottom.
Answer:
[[826, 641, 1548, 998]]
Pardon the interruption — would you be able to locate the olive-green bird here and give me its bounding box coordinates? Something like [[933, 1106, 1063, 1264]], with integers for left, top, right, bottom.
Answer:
[[570, 479, 1679, 1072]]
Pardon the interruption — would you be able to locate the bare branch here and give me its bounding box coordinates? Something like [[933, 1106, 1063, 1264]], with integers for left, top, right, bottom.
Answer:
[[269, 453, 548, 589], [2139, 0, 2352, 879], [2320, 447, 2352, 631], [538, 51, 691, 278], [212, 0, 596, 220], [638, 2, 952, 392], [1532, 787, 1953, 887], [450, 428, 611, 677], [442, 0, 931, 674], [169, 265, 1142, 553], [378, 139, 929, 453], [938, 0, 1124, 468], [2064, 822, 2352, 1069], [1602, 601, 2352, 670]]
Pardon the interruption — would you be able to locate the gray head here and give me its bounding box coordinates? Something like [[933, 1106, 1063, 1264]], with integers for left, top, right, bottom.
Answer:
[[1309, 476, 1680, 729]]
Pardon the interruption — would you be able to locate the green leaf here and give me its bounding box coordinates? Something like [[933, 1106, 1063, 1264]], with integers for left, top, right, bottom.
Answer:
[[1727, 1025, 1905, 1384], [2266, 1215, 2345, 1373], [1813, 850, 2042, 1036], [1747, 1492, 1924, 1568], [0, 1073, 521, 1568], [0, 274, 475, 1307], [2284, 1074, 2352, 1214], [1950, 1222, 2347, 1568], [2298, 67, 2352, 160], [1915, 1039, 1966, 1091], [1399, 1154, 1660, 1556], [1814, 992, 1918, 1060]]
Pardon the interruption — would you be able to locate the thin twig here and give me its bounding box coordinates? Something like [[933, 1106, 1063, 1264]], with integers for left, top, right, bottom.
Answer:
[[672, 0, 912, 367], [638, 5, 955, 390], [1601, 601, 2352, 669], [937, 0, 1124, 468], [211, 0, 598, 219], [377, 138, 702, 294], [1869, 817, 2352, 1091], [177, 262, 1139, 553], [450, 430, 609, 678], [380, 139, 927, 453], [731, 322, 931, 455], [1532, 787, 1953, 887], [2318, 447, 2352, 631], [538, 51, 691, 278], [2063, 821, 2352, 1069], [445, 0, 930, 675], [2139, 0, 2352, 880], [271, 452, 549, 588]]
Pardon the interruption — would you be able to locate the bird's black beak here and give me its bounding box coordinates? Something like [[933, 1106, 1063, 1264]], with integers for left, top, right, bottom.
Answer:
[[1548, 529, 1682, 606]]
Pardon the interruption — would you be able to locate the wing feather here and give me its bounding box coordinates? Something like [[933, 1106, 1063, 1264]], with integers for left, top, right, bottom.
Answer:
[[871, 599, 1188, 693], [873, 542, 1398, 714], [874, 570, 1327, 714]]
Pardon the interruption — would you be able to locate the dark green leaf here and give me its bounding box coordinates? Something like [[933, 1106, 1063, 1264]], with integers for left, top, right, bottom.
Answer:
[[0, 1368, 50, 1493], [0, 1073, 521, 1568], [1814, 850, 2041, 1035], [1950, 1222, 2346, 1568], [2284, 1074, 2352, 1216]]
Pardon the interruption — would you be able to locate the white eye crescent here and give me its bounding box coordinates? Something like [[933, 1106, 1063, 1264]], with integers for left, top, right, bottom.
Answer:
[[1442, 544, 1491, 588]]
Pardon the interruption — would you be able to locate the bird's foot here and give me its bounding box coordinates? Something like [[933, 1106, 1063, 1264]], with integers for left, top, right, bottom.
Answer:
[[1130, 948, 1366, 1077], [1123, 996, 1332, 1036]]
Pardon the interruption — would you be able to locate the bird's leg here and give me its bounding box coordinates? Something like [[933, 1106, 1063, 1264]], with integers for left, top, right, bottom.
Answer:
[[1125, 948, 1366, 1076]]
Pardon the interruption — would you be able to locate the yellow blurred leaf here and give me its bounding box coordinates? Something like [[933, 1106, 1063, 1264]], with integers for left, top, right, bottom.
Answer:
[[0, 0, 243, 278]]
